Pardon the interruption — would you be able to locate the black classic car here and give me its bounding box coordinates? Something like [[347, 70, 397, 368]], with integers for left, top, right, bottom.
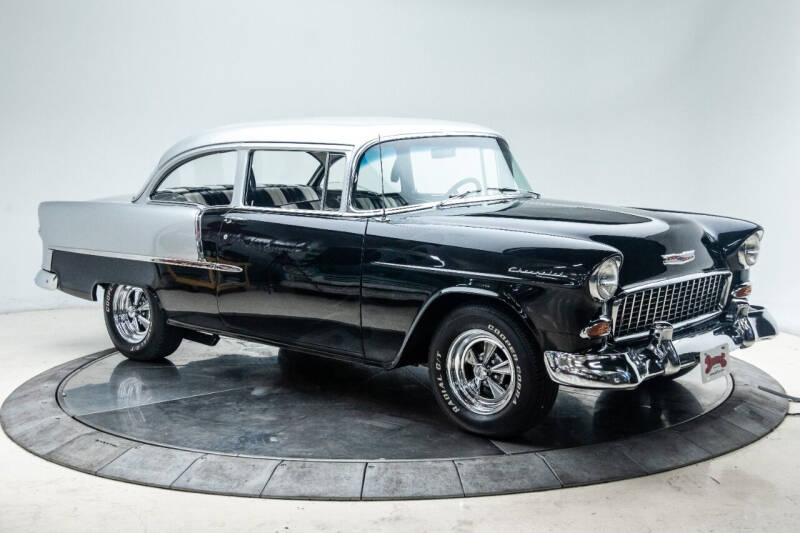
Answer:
[[36, 118, 777, 437]]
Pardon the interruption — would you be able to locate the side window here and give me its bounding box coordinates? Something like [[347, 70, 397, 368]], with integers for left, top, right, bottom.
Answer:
[[151, 151, 237, 206], [352, 145, 402, 210], [246, 150, 323, 210]]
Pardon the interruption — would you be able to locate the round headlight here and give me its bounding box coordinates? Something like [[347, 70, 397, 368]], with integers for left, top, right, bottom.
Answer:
[[589, 256, 621, 302], [738, 231, 763, 268]]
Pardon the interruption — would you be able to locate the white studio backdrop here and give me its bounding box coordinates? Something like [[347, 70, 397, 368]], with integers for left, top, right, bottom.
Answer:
[[1, 0, 798, 333]]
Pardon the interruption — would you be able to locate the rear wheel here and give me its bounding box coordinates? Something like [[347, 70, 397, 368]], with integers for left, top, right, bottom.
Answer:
[[428, 305, 558, 438], [103, 284, 183, 361]]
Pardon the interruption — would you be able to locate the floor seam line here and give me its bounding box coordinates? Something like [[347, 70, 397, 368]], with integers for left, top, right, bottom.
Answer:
[[259, 459, 283, 497], [95, 445, 134, 474], [452, 460, 466, 497], [488, 439, 512, 455], [45, 429, 89, 456], [707, 413, 761, 438], [536, 453, 564, 487], [614, 442, 650, 473], [359, 462, 368, 500], [170, 454, 205, 488]]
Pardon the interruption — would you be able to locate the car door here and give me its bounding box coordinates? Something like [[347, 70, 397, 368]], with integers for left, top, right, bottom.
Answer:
[[215, 149, 367, 357]]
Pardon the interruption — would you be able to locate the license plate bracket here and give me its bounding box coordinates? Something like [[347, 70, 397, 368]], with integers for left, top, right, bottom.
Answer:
[[700, 344, 732, 383]]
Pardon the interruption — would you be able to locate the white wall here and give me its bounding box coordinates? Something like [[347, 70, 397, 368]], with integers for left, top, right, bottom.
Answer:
[[1, 0, 798, 333]]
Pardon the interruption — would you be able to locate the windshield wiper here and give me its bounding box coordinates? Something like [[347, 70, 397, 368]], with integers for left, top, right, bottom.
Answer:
[[438, 189, 483, 207], [438, 187, 539, 208], [486, 187, 540, 198]]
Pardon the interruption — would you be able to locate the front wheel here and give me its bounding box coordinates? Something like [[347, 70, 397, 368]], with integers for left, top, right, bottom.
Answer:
[[428, 305, 558, 438], [103, 284, 183, 361]]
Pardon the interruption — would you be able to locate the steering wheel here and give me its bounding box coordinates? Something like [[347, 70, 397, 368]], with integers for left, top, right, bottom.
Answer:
[[446, 177, 482, 197]]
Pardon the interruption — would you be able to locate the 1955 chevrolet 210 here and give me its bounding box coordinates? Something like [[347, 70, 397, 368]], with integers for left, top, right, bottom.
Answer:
[[36, 118, 778, 437]]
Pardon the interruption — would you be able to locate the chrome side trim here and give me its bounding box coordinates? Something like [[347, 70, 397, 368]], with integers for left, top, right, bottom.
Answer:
[[371, 261, 525, 283], [35, 269, 58, 290], [223, 192, 534, 219], [50, 246, 243, 273], [228, 205, 370, 218]]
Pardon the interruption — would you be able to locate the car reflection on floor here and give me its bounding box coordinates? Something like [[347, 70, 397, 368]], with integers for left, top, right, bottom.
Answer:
[[58, 338, 730, 460]]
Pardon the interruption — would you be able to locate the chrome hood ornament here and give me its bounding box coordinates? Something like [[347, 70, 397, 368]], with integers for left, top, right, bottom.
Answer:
[[661, 250, 695, 265]]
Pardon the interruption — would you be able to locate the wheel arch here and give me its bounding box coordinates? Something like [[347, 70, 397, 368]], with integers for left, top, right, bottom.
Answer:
[[389, 286, 542, 369]]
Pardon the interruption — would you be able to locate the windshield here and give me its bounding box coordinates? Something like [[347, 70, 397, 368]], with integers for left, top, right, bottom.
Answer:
[[352, 136, 532, 210]]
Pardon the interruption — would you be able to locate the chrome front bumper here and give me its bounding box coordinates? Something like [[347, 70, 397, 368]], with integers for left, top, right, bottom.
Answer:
[[544, 301, 778, 389]]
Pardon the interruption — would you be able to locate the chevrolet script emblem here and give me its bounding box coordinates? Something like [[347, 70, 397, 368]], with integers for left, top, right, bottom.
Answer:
[[661, 250, 695, 265]]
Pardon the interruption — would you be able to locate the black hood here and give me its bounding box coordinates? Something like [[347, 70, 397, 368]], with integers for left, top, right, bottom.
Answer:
[[401, 197, 760, 286]]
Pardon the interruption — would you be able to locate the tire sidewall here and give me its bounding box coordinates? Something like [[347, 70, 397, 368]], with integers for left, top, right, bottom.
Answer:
[[429, 307, 546, 436], [103, 284, 156, 355]]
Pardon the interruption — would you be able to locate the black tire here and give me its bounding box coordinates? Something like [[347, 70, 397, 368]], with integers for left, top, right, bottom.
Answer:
[[103, 284, 183, 362], [428, 305, 558, 438]]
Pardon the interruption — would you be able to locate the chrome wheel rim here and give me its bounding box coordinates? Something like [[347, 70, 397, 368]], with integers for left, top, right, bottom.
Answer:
[[445, 329, 517, 415], [112, 286, 151, 344]]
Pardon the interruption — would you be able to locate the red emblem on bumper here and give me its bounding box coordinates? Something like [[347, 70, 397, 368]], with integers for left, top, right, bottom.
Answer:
[[704, 352, 728, 374]]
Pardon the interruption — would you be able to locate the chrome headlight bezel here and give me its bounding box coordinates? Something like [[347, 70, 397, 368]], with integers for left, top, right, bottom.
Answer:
[[589, 256, 622, 302], [737, 230, 763, 269]]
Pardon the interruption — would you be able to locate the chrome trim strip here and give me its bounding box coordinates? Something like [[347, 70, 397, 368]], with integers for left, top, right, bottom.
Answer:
[[50, 246, 243, 273], [617, 270, 731, 295], [228, 205, 371, 218], [611, 310, 724, 343], [611, 270, 732, 342], [231, 148, 249, 207], [371, 261, 525, 283], [345, 193, 536, 218]]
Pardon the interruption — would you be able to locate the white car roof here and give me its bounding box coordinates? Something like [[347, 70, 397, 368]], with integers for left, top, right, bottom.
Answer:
[[158, 117, 499, 168]]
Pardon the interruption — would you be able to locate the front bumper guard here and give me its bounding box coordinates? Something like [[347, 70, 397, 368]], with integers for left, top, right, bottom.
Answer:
[[544, 302, 778, 389]]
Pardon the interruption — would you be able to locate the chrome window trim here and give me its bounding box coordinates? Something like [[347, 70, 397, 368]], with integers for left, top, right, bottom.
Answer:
[[141, 148, 241, 205], [137, 134, 529, 220], [242, 147, 351, 214], [226, 205, 370, 219], [49, 246, 243, 273], [346, 131, 511, 215], [610, 270, 733, 343], [135, 141, 354, 205], [231, 148, 249, 207]]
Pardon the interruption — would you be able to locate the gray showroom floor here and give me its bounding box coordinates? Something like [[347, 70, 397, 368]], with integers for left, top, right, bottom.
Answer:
[[1, 307, 799, 531], [57, 342, 732, 459]]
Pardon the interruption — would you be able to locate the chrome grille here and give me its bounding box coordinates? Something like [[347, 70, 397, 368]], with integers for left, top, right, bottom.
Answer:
[[612, 272, 731, 340]]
